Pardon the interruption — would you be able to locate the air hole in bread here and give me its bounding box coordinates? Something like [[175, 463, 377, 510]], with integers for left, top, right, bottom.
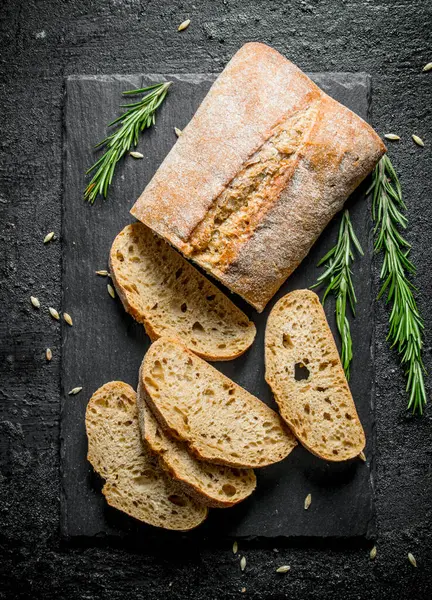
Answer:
[[319, 362, 329, 371], [282, 333, 293, 348], [180, 303, 187, 313], [175, 268, 183, 279], [294, 362, 310, 381], [116, 251, 124, 262], [192, 321, 205, 333], [222, 484, 237, 497], [124, 420, 132, 426], [228, 389, 235, 395], [151, 303, 158, 310], [168, 494, 187, 507], [218, 343, 226, 349], [323, 412, 332, 421], [345, 413, 352, 420], [206, 294, 216, 301], [316, 386, 328, 392], [304, 404, 310, 414]]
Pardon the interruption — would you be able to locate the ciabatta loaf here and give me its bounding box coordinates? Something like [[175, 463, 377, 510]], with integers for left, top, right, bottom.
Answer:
[[265, 290, 365, 461], [85, 381, 207, 530], [141, 338, 297, 468], [131, 42, 386, 311], [110, 223, 256, 360], [137, 377, 256, 508]]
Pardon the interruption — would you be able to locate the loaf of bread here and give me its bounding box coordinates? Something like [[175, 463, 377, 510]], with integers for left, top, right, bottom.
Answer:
[[110, 223, 256, 360], [131, 42, 386, 312], [85, 381, 208, 530], [141, 337, 297, 468], [265, 290, 365, 461], [137, 376, 257, 508]]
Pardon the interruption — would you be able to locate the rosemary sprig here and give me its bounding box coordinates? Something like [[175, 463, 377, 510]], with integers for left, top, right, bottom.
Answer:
[[312, 210, 363, 380], [369, 154, 426, 414], [84, 81, 171, 204]]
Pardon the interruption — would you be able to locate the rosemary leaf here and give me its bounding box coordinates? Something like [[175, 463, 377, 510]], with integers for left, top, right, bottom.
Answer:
[[369, 155, 426, 414], [312, 210, 363, 380], [84, 82, 171, 204]]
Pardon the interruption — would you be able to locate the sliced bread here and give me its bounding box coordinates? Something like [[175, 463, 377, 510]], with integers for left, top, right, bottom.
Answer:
[[141, 337, 297, 468], [265, 289, 366, 461], [137, 376, 257, 508], [109, 223, 256, 361], [85, 381, 208, 530]]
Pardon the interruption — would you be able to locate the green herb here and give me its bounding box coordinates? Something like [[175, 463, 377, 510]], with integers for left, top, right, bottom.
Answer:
[[369, 155, 426, 414], [312, 210, 363, 380], [84, 82, 171, 204]]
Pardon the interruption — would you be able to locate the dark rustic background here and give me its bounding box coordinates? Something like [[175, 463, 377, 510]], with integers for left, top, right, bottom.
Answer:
[[0, 1, 431, 598]]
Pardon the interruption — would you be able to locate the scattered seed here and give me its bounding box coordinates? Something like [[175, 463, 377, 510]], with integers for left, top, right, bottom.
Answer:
[[46, 348, 52, 361], [370, 545, 377, 560], [49, 307, 60, 320], [359, 451, 366, 462], [178, 19, 190, 31], [107, 284, 116, 299], [95, 270, 109, 276], [232, 541, 238, 554], [273, 548, 279, 553], [408, 552, 417, 567], [304, 493, 312, 510], [130, 151, 144, 159], [412, 134, 424, 147], [44, 231, 55, 244], [276, 565, 291, 573], [240, 556, 246, 572], [384, 133, 400, 141], [422, 62, 432, 72], [241, 588, 246, 593], [63, 313, 73, 326], [30, 296, 40, 309], [174, 127, 182, 137], [69, 386, 83, 395]]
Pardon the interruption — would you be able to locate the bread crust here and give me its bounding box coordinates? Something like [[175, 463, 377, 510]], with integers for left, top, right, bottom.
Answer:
[[131, 42, 386, 312], [265, 290, 366, 461]]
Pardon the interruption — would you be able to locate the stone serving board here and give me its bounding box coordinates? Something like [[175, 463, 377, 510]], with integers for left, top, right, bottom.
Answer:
[[61, 72, 376, 539]]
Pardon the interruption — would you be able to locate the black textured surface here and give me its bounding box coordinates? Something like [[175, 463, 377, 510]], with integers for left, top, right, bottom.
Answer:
[[1, 1, 431, 598], [62, 72, 375, 539]]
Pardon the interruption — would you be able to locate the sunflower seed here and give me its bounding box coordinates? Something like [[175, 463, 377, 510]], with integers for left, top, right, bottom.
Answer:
[[276, 565, 290, 573], [359, 451, 366, 462], [178, 19, 190, 31], [408, 552, 417, 567], [30, 296, 40, 309], [232, 541, 238, 554], [69, 386, 83, 395], [130, 151, 144, 159], [174, 127, 182, 137], [370, 545, 377, 560], [384, 133, 400, 141], [412, 134, 424, 147], [44, 231, 55, 244], [63, 313, 73, 326], [241, 588, 246, 594], [49, 307, 60, 320], [107, 284, 116, 299], [240, 556, 246, 572], [95, 270, 109, 276], [304, 493, 312, 510], [46, 348, 52, 361], [422, 62, 432, 72]]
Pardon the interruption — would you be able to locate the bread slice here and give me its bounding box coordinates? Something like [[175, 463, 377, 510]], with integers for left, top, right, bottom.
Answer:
[[265, 289, 366, 461], [85, 381, 208, 530], [109, 223, 256, 361], [137, 376, 257, 508], [141, 337, 297, 468]]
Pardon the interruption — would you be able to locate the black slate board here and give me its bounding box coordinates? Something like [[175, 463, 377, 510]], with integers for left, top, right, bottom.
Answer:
[[61, 72, 376, 539]]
